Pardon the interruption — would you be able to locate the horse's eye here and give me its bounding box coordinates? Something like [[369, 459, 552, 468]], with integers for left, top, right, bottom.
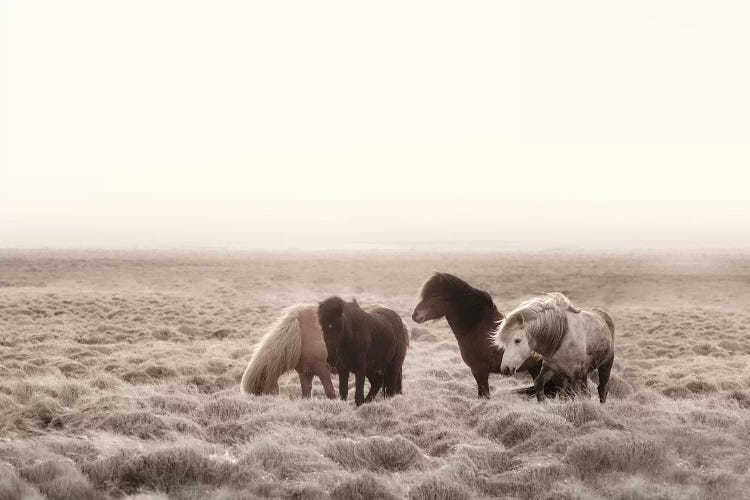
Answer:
[[328, 324, 333, 329], [514, 338, 521, 344]]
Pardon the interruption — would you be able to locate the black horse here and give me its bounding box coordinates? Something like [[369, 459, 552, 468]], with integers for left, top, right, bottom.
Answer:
[[412, 272, 565, 398], [318, 297, 409, 406]]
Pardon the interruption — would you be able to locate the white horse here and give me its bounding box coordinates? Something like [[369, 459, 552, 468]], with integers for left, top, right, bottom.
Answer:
[[494, 293, 615, 403], [241, 304, 335, 399]]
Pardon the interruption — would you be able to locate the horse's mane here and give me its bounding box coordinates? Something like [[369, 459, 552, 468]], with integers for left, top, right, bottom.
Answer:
[[499, 292, 579, 355], [419, 273, 482, 300], [319, 296, 346, 318], [420, 273, 494, 311], [419, 273, 497, 329]]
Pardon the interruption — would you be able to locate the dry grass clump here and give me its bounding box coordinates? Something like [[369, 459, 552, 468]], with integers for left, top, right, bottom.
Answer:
[[6, 380, 36, 405], [55, 394, 171, 439], [551, 398, 625, 430], [0, 463, 43, 500], [481, 460, 575, 498], [52, 380, 90, 407], [408, 477, 471, 500], [19, 459, 98, 500], [239, 437, 331, 480], [325, 436, 424, 472], [601, 475, 699, 500], [564, 430, 666, 477], [152, 327, 178, 340], [18, 395, 63, 432], [98, 411, 170, 439], [537, 479, 601, 500], [205, 421, 256, 445], [240, 399, 367, 435], [143, 364, 178, 380], [89, 373, 123, 390], [728, 390, 750, 409], [42, 438, 100, 463], [202, 397, 254, 421], [82, 447, 238, 495], [330, 472, 399, 500], [477, 408, 572, 448], [454, 444, 519, 474]]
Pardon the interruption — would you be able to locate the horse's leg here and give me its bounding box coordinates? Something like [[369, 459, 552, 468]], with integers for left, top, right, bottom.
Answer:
[[297, 370, 313, 398], [543, 373, 569, 398], [525, 362, 542, 380], [354, 366, 367, 406], [385, 365, 403, 398], [519, 361, 544, 396], [597, 356, 614, 403], [510, 385, 537, 396], [365, 370, 383, 402], [574, 376, 590, 397], [268, 380, 279, 395], [557, 377, 574, 399], [313, 363, 336, 399], [534, 363, 555, 403], [472, 369, 490, 399], [338, 369, 350, 401]]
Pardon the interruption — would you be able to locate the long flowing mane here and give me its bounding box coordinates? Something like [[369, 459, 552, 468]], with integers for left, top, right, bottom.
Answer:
[[498, 292, 579, 355], [419, 273, 484, 301]]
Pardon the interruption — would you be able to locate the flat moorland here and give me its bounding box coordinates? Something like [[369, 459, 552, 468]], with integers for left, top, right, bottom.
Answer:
[[0, 249, 749, 499]]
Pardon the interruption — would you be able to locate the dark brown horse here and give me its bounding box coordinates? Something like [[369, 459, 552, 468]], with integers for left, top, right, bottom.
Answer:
[[412, 273, 564, 398], [318, 297, 409, 406]]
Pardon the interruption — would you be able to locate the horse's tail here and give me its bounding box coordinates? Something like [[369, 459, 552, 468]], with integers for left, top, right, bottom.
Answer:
[[392, 317, 408, 394], [240, 305, 306, 396], [399, 315, 410, 351], [593, 308, 615, 340]]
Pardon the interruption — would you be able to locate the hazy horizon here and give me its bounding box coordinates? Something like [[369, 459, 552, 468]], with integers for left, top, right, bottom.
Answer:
[[3, 1, 749, 249]]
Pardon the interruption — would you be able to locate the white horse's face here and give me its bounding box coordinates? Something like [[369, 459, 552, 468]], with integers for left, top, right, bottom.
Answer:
[[499, 324, 531, 375]]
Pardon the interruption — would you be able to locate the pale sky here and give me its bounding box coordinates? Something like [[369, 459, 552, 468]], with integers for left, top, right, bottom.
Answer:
[[2, 1, 749, 248]]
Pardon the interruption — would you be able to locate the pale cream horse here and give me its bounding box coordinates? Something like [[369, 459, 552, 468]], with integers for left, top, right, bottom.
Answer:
[[494, 293, 615, 403], [241, 304, 335, 398]]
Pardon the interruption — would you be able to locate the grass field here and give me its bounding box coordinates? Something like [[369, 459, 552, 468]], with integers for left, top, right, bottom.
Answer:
[[1, 249, 749, 499]]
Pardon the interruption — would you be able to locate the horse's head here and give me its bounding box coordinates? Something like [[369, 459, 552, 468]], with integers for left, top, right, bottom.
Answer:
[[318, 296, 349, 367], [497, 294, 571, 374], [412, 273, 498, 325], [412, 274, 448, 323], [496, 315, 532, 376], [412, 294, 448, 323]]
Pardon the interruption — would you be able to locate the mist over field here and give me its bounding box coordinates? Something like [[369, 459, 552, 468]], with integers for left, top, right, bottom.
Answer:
[[1, 249, 749, 499]]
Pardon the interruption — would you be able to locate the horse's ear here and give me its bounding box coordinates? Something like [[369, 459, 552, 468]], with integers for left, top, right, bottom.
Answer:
[[320, 296, 345, 317], [333, 300, 345, 316], [493, 305, 505, 322]]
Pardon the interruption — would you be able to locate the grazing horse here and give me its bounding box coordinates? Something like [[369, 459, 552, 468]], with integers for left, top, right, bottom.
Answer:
[[318, 297, 409, 406], [412, 273, 565, 398], [241, 304, 335, 399], [495, 293, 615, 403]]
